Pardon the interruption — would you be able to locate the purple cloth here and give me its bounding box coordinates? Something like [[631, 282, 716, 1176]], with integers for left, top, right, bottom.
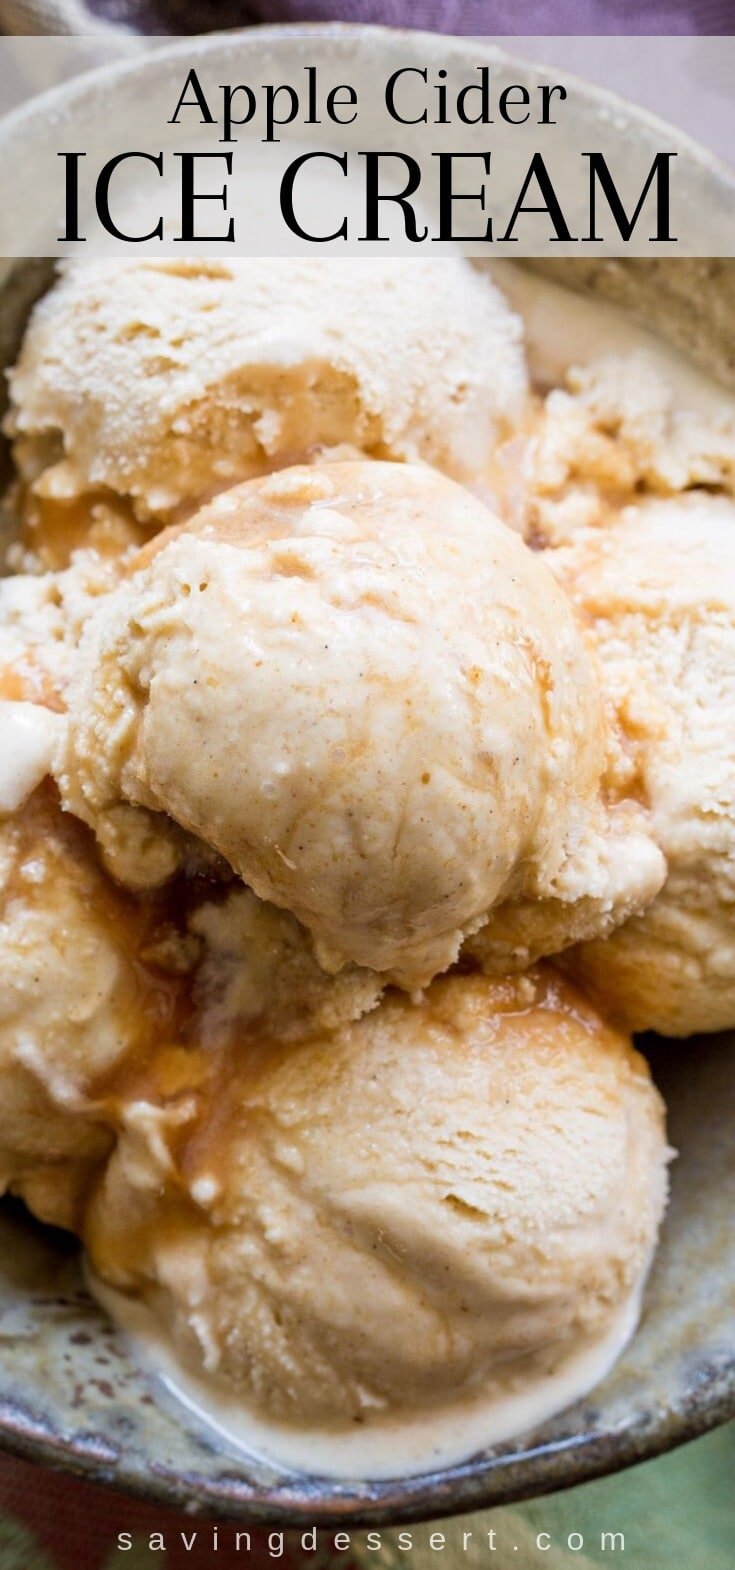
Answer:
[[86, 0, 735, 34]]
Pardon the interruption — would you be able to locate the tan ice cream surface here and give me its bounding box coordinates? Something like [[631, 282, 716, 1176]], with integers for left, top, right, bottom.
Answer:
[[190, 888, 383, 1043], [0, 787, 188, 1231], [0, 557, 206, 1229], [528, 352, 735, 530], [57, 460, 663, 988], [548, 491, 735, 1035], [526, 353, 735, 1034], [85, 967, 669, 1431], [0, 552, 123, 712], [6, 257, 528, 523], [2, 264, 719, 1473]]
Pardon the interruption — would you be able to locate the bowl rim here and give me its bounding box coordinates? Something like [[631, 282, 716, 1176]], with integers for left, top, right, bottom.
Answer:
[[0, 1363, 733, 1527], [0, 19, 734, 1527]]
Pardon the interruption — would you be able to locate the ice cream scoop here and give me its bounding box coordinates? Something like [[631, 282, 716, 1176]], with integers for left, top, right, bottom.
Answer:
[[0, 571, 201, 1227], [525, 353, 735, 1033], [549, 490, 735, 1035], [6, 257, 528, 523], [0, 787, 180, 1231], [528, 352, 735, 531], [84, 966, 670, 1470], [57, 460, 664, 988]]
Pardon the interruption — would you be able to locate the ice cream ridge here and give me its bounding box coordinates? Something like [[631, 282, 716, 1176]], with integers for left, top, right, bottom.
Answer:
[[6, 250, 735, 1477]]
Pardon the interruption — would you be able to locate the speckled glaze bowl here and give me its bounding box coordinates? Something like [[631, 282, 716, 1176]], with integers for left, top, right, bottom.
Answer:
[[0, 28, 734, 1528]]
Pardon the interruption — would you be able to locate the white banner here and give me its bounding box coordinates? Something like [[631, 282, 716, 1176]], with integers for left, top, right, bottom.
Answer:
[[0, 31, 733, 256]]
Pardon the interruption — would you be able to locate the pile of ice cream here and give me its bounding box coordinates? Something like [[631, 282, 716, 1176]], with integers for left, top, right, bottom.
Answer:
[[1, 253, 734, 1477]]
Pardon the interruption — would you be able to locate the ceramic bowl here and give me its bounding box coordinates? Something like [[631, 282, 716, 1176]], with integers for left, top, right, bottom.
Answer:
[[0, 27, 733, 1528]]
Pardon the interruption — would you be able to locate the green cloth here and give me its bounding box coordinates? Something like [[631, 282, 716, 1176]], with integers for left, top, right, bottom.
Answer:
[[373, 1424, 735, 1570], [0, 1425, 731, 1570]]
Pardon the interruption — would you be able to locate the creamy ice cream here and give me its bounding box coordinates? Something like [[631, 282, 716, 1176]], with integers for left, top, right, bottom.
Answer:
[[84, 966, 669, 1450], [0, 560, 123, 1226], [190, 888, 383, 1042], [0, 561, 206, 1228], [527, 354, 735, 1034], [0, 552, 122, 710], [0, 558, 204, 889], [547, 491, 735, 1035], [4, 259, 726, 1477], [57, 460, 663, 988], [528, 352, 735, 532], [0, 787, 178, 1231], [6, 257, 528, 524], [0, 785, 388, 1237]]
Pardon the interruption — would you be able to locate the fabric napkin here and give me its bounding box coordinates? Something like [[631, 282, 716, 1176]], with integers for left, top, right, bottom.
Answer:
[[0, 0, 733, 35]]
